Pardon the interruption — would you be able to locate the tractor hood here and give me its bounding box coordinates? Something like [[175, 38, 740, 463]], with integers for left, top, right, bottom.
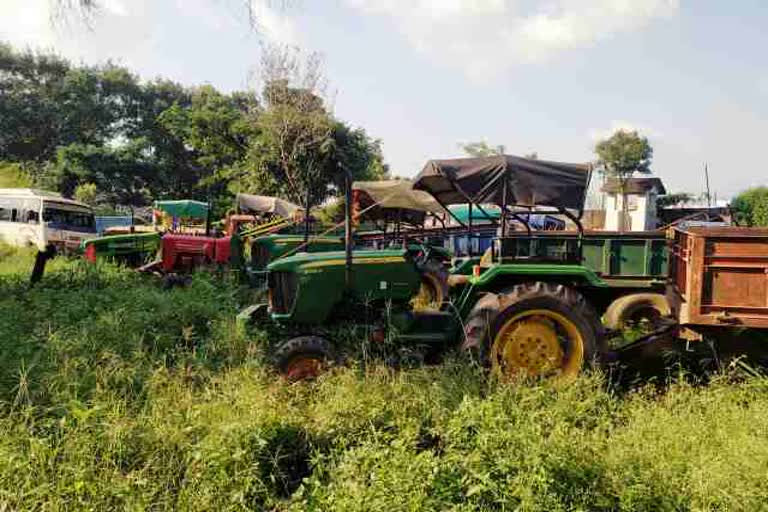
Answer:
[[267, 249, 408, 273]]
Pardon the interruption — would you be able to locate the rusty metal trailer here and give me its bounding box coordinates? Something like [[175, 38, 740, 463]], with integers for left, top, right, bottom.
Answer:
[[619, 226, 768, 365], [669, 227, 768, 330]]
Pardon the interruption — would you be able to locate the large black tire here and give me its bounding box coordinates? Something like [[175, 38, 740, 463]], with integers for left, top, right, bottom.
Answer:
[[603, 292, 671, 331], [462, 282, 602, 380], [412, 259, 450, 311], [273, 336, 334, 382]]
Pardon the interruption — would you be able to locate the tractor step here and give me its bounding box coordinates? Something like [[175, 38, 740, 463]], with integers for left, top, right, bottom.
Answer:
[[137, 259, 162, 274], [236, 303, 269, 329], [607, 320, 679, 364]]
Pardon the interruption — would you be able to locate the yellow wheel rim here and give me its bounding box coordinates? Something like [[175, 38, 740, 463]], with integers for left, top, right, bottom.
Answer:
[[411, 274, 443, 311], [491, 309, 585, 381]]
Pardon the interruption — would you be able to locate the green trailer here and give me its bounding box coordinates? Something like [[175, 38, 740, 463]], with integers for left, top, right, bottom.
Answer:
[[485, 230, 667, 285]]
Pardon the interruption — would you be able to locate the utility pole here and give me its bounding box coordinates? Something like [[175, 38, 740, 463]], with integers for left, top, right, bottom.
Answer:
[[304, 164, 313, 245], [704, 162, 712, 208]]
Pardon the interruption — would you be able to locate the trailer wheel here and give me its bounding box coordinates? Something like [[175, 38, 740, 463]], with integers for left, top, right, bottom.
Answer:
[[412, 259, 449, 311], [274, 336, 334, 382], [462, 282, 601, 380], [603, 293, 671, 331]]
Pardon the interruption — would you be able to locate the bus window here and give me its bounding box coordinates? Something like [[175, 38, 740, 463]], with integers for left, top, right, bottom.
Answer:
[[0, 198, 22, 222], [43, 204, 96, 233]]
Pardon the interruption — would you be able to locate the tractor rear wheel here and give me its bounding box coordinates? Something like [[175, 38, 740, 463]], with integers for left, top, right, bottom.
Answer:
[[462, 282, 601, 381], [273, 336, 334, 382], [603, 292, 671, 332]]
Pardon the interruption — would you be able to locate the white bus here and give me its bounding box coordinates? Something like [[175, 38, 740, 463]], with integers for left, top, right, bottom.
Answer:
[[0, 189, 96, 252]]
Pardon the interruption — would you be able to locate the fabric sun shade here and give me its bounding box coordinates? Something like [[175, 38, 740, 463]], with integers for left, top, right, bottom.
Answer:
[[153, 200, 209, 219], [236, 194, 301, 218], [412, 155, 592, 211], [352, 180, 449, 225]]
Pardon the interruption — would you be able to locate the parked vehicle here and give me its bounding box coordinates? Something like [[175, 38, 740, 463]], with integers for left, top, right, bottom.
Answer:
[[669, 226, 768, 329], [247, 155, 609, 380], [81, 232, 161, 266], [0, 188, 96, 252], [154, 195, 303, 275], [247, 154, 748, 383]]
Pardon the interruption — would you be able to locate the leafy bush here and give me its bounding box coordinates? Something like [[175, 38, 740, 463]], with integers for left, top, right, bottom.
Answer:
[[732, 186, 768, 226]]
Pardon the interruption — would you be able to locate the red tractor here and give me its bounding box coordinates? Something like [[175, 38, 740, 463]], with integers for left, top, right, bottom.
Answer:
[[154, 196, 301, 274]]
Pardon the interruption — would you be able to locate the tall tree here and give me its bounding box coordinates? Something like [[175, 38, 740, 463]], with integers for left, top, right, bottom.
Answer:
[[238, 46, 386, 208], [158, 85, 257, 204], [594, 129, 653, 231], [238, 46, 335, 209]]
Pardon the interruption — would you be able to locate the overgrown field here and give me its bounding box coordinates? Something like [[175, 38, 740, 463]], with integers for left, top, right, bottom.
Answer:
[[1, 247, 768, 510]]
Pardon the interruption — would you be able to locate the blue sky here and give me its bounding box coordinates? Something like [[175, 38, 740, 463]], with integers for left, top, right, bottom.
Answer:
[[2, 0, 767, 199]]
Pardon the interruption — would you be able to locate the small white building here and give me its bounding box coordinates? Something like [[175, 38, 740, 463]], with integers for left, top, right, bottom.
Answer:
[[601, 177, 666, 231]]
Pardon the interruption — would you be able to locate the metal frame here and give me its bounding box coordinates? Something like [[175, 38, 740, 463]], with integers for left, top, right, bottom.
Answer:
[[423, 163, 590, 262]]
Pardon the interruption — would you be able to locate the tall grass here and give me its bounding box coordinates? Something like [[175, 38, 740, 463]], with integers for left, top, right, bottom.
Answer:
[[1, 250, 768, 510]]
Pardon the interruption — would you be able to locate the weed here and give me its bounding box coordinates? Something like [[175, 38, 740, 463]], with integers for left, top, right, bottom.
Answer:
[[2, 253, 768, 510]]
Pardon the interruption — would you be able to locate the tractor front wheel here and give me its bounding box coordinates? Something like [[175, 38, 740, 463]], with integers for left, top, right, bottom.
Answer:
[[273, 336, 334, 382], [462, 282, 601, 381], [412, 259, 449, 311]]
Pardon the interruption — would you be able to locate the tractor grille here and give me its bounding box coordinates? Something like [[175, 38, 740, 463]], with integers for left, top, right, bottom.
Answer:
[[268, 271, 298, 314], [251, 244, 271, 270]]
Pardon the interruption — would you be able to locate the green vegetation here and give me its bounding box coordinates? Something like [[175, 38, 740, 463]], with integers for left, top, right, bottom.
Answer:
[[0, 42, 386, 214], [732, 186, 768, 227], [2, 251, 768, 510]]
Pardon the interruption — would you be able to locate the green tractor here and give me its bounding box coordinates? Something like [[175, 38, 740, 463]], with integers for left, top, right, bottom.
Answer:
[[249, 155, 669, 381], [247, 180, 453, 276]]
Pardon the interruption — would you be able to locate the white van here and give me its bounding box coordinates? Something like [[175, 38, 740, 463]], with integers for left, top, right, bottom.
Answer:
[[0, 189, 96, 252]]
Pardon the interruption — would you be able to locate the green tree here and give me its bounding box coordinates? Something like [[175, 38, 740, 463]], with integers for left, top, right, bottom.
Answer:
[[0, 161, 33, 188], [731, 187, 768, 227], [656, 192, 694, 209], [73, 182, 98, 205], [238, 80, 386, 208], [51, 142, 152, 208], [594, 129, 653, 231], [0, 41, 386, 213], [158, 85, 256, 203], [460, 141, 505, 157]]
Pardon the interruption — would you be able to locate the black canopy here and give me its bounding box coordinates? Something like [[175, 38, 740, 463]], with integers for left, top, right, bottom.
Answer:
[[412, 155, 592, 212], [352, 180, 449, 226]]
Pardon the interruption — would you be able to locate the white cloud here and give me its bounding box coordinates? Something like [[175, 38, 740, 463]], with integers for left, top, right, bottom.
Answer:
[[100, 0, 129, 17], [253, 2, 300, 46], [589, 119, 663, 142], [345, 0, 679, 76], [0, 0, 297, 74]]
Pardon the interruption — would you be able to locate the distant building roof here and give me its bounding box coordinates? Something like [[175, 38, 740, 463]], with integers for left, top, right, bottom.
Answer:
[[663, 199, 730, 209], [601, 177, 666, 195]]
